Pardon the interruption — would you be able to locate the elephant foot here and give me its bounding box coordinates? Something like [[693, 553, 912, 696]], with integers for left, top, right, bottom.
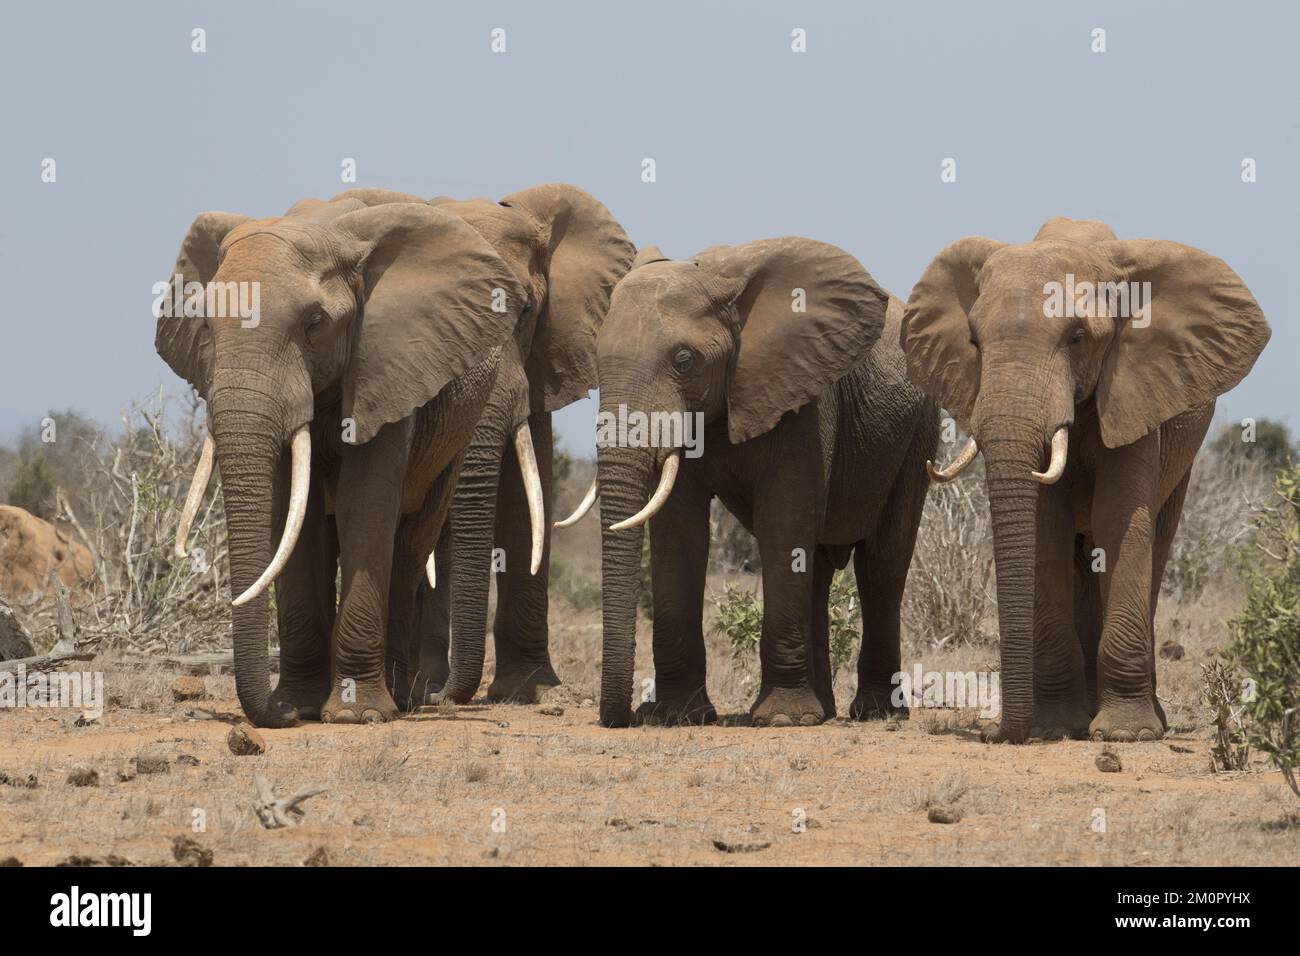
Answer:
[[1089, 699, 1164, 742], [849, 682, 907, 721], [1030, 696, 1092, 741], [635, 686, 717, 726], [751, 684, 826, 727], [268, 678, 329, 722], [486, 660, 562, 704], [322, 681, 400, 724]]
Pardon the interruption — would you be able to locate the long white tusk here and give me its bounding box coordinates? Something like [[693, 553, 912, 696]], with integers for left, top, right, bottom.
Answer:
[[174, 433, 215, 558], [610, 451, 681, 532], [425, 548, 436, 588], [514, 423, 546, 575], [1032, 427, 1069, 484], [232, 426, 311, 607], [553, 476, 599, 529], [925, 436, 978, 484]]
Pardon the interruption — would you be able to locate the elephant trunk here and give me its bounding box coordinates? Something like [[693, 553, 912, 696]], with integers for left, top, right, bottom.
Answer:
[[596, 440, 655, 727], [440, 426, 507, 703], [208, 366, 299, 729], [979, 420, 1046, 743]]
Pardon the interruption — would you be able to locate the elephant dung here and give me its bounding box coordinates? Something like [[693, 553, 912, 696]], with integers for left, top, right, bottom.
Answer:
[[227, 723, 266, 756], [170, 675, 206, 701]]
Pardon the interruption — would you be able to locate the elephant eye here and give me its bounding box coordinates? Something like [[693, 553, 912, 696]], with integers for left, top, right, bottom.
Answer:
[[672, 347, 695, 373], [304, 311, 326, 335], [1068, 327, 1086, 346]]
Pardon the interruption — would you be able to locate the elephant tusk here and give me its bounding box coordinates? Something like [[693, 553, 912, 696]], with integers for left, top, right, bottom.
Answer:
[[514, 422, 546, 575], [174, 433, 216, 558], [425, 548, 436, 589], [553, 476, 599, 529], [610, 451, 681, 532], [925, 436, 978, 483], [1032, 427, 1069, 484], [233, 426, 311, 607]]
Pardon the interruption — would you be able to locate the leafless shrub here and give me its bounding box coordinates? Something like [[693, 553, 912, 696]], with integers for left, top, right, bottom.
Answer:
[[902, 476, 995, 650], [36, 391, 231, 654]]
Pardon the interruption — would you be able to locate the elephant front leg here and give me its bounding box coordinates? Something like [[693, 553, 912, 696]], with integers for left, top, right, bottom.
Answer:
[[639, 479, 715, 726], [1088, 436, 1163, 742], [488, 411, 560, 703], [1029, 488, 1091, 739], [750, 483, 826, 727], [323, 420, 412, 724], [268, 450, 336, 721]]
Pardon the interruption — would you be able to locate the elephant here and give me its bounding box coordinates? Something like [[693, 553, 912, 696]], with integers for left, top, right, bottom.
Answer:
[[579, 239, 939, 728], [157, 193, 528, 727], [0, 505, 94, 602], [900, 217, 1270, 743], [395, 185, 632, 706]]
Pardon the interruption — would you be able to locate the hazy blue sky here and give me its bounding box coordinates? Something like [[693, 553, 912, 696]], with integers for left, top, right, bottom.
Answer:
[[1, 0, 1295, 455]]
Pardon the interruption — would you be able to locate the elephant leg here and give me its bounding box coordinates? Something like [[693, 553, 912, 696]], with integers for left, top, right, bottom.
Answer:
[[637, 477, 714, 726], [386, 464, 456, 712], [414, 525, 451, 698], [850, 442, 929, 720], [1073, 533, 1102, 714], [1146, 470, 1191, 731], [750, 421, 826, 727], [808, 549, 836, 719], [489, 410, 560, 702], [322, 419, 412, 724], [267, 455, 336, 721], [1089, 432, 1163, 741], [1030, 488, 1090, 739]]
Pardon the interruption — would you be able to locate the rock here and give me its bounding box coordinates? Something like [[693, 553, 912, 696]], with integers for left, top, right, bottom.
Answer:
[[67, 765, 99, 787], [176, 754, 200, 767], [1159, 640, 1185, 661], [1095, 748, 1123, 773], [303, 847, 331, 867], [712, 838, 771, 853], [927, 806, 962, 824], [133, 756, 170, 775], [171, 835, 213, 867], [227, 724, 266, 756], [170, 675, 206, 701], [538, 705, 565, 717]]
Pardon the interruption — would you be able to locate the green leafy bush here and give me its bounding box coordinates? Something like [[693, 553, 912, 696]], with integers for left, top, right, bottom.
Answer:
[[1221, 465, 1300, 799]]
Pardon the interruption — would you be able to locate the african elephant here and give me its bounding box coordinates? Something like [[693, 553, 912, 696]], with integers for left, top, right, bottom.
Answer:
[[901, 217, 1270, 742], [402, 185, 634, 706], [157, 194, 526, 727], [581, 240, 939, 727]]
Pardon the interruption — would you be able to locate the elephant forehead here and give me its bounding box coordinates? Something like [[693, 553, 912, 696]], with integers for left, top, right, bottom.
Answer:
[[981, 243, 1114, 291], [220, 223, 350, 277]]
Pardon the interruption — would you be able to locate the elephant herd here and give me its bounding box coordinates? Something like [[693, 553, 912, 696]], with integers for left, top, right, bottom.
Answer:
[[156, 185, 1270, 744]]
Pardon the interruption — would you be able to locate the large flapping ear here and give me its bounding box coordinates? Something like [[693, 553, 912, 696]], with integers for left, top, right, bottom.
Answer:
[[500, 184, 636, 411], [154, 211, 252, 398], [695, 237, 889, 444], [1094, 239, 1270, 448], [335, 203, 526, 445], [898, 236, 1005, 433]]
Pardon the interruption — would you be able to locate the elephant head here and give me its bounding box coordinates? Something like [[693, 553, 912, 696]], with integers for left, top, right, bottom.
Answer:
[[899, 217, 1270, 742], [157, 198, 524, 726], [587, 238, 889, 726]]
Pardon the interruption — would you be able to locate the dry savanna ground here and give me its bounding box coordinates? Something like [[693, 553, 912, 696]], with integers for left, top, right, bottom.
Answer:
[[1, 423, 1297, 866]]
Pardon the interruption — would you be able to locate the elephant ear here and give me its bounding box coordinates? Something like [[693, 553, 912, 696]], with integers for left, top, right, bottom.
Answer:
[[898, 236, 1005, 434], [631, 244, 670, 269], [1094, 239, 1270, 448], [500, 184, 636, 412], [154, 211, 252, 398], [335, 203, 526, 445], [697, 237, 889, 444]]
